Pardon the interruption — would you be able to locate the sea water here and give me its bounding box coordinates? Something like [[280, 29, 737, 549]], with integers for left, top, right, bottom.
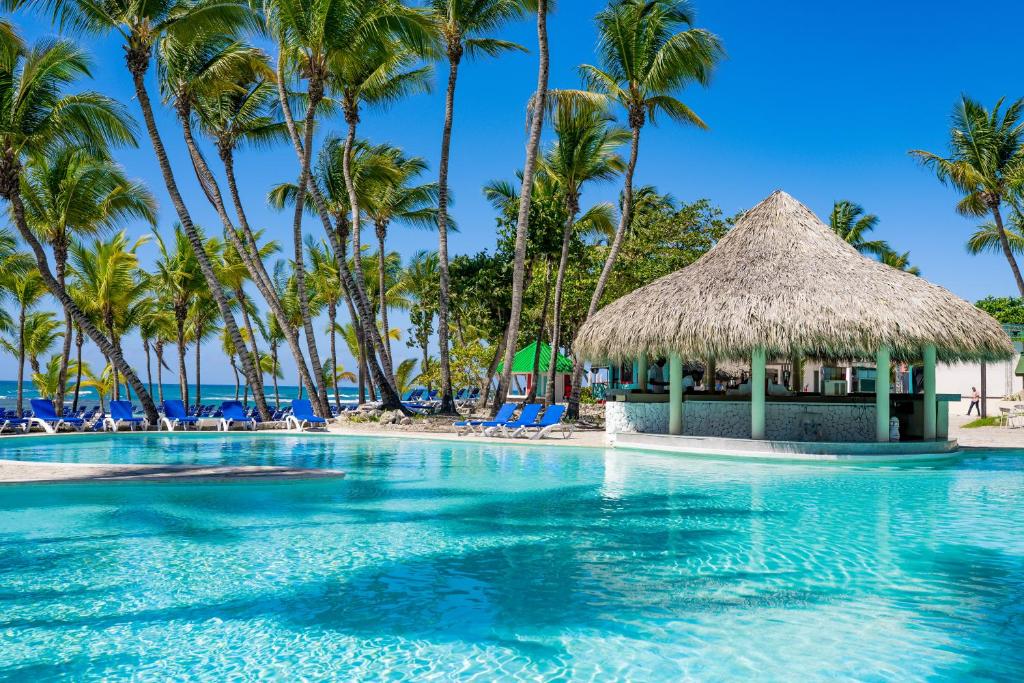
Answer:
[[1, 434, 1022, 680]]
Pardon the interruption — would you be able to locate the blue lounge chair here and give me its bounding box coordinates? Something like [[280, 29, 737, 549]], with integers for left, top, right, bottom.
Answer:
[[505, 404, 572, 439], [219, 401, 258, 431], [28, 399, 86, 433], [103, 400, 149, 432], [285, 399, 328, 431], [481, 403, 543, 437], [0, 409, 29, 434], [160, 400, 200, 431], [453, 402, 516, 436]]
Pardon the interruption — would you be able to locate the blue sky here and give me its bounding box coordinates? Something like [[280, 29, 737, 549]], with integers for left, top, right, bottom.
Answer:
[[8, 0, 1024, 384]]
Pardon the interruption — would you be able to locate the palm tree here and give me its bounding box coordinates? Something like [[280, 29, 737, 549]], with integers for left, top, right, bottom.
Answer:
[[33, 352, 80, 401], [262, 310, 286, 409], [401, 249, 439, 379], [541, 101, 628, 404], [879, 249, 921, 276], [0, 269, 46, 415], [427, 0, 525, 414], [156, 28, 274, 418], [968, 216, 1024, 258], [267, 0, 425, 412], [20, 146, 156, 413], [139, 300, 174, 402], [23, 310, 63, 376], [153, 226, 204, 408], [69, 230, 150, 401], [829, 200, 890, 257], [394, 357, 418, 395], [307, 238, 345, 408], [80, 362, 116, 416], [561, 0, 723, 417], [911, 96, 1024, 295], [363, 146, 441, 367], [0, 24, 160, 422]]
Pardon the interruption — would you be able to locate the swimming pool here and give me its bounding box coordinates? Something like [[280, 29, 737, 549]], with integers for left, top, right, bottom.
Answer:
[[2, 434, 1022, 680]]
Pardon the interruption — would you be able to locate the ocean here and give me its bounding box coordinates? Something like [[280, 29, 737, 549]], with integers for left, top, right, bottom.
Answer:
[[0, 380, 360, 411]]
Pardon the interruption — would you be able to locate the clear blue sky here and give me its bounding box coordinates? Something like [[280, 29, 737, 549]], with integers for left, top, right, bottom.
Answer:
[[9, 0, 1024, 384]]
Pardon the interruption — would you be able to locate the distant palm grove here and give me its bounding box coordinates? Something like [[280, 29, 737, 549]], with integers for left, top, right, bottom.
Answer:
[[0, 0, 1019, 426]]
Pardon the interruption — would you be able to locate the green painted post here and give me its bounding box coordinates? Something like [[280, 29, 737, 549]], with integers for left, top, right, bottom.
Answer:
[[751, 347, 766, 440], [923, 344, 937, 441], [637, 356, 648, 392], [669, 354, 682, 435], [875, 345, 890, 442]]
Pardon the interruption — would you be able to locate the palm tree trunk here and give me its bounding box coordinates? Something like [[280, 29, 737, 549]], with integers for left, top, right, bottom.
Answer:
[[377, 229, 393, 367], [232, 358, 240, 400], [271, 343, 280, 410], [155, 341, 165, 404], [546, 201, 577, 405], [221, 147, 320, 404], [54, 241, 71, 415], [72, 326, 83, 412], [990, 203, 1024, 296], [329, 303, 340, 410], [1, 177, 159, 423], [236, 288, 264, 397], [16, 303, 25, 417], [495, 0, 549, 415], [144, 338, 153, 401], [274, 53, 403, 411], [107, 321, 120, 402], [435, 55, 462, 415], [175, 313, 189, 409], [568, 124, 641, 419], [126, 54, 269, 421]]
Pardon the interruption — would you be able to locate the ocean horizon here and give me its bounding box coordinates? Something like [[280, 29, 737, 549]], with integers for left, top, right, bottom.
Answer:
[[0, 380, 360, 411]]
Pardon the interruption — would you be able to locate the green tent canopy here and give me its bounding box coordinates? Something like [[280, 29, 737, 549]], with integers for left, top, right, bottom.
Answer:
[[497, 342, 573, 374], [1015, 355, 1024, 377]]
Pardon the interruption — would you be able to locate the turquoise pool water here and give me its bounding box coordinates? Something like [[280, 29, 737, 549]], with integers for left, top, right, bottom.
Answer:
[[1, 434, 1023, 680]]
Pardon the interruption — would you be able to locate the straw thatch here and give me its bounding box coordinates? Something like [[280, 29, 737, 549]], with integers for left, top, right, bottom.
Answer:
[[574, 190, 1014, 365]]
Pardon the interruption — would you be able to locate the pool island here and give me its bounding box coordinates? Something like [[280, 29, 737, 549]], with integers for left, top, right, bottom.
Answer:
[[573, 191, 1014, 460]]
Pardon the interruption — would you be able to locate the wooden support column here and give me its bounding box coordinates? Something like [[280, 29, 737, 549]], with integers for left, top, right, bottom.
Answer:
[[751, 347, 766, 440], [875, 345, 890, 442], [669, 354, 682, 435], [923, 344, 937, 441]]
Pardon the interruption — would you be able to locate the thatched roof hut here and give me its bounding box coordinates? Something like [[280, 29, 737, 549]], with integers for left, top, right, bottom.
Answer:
[[574, 190, 1013, 365]]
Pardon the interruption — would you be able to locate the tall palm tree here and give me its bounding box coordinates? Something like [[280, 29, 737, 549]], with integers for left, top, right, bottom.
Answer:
[[153, 226, 204, 408], [541, 101, 628, 404], [968, 210, 1024, 258], [829, 200, 890, 256], [494, 0, 551, 415], [879, 249, 921, 276], [267, 0, 425, 412], [401, 249, 439, 379], [911, 96, 1024, 295], [561, 0, 723, 417], [23, 310, 63, 376], [427, 0, 525, 414], [363, 145, 441, 367], [69, 230, 150, 401], [19, 146, 156, 413], [139, 299, 174, 402], [0, 25, 160, 422], [0, 269, 46, 415], [306, 237, 345, 408], [157, 28, 274, 418]]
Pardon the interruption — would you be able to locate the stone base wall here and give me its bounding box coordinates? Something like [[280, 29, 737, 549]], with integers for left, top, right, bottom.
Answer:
[[606, 400, 877, 443], [605, 401, 669, 434]]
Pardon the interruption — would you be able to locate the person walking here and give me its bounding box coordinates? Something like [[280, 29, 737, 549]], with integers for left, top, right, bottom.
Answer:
[[967, 387, 981, 416]]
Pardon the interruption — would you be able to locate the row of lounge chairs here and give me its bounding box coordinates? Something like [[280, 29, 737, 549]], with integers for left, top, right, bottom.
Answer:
[[0, 398, 329, 434], [453, 403, 572, 440]]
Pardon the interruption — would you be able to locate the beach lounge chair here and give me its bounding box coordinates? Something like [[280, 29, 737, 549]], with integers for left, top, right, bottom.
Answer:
[[219, 401, 258, 431], [453, 402, 516, 436], [504, 404, 573, 439], [0, 409, 30, 434], [285, 399, 328, 431], [103, 400, 149, 432], [481, 403, 543, 437], [28, 399, 85, 434], [160, 400, 200, 431]]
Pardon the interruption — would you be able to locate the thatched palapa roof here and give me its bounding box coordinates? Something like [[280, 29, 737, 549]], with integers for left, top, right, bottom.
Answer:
[[574, 190, 1014, 365]]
